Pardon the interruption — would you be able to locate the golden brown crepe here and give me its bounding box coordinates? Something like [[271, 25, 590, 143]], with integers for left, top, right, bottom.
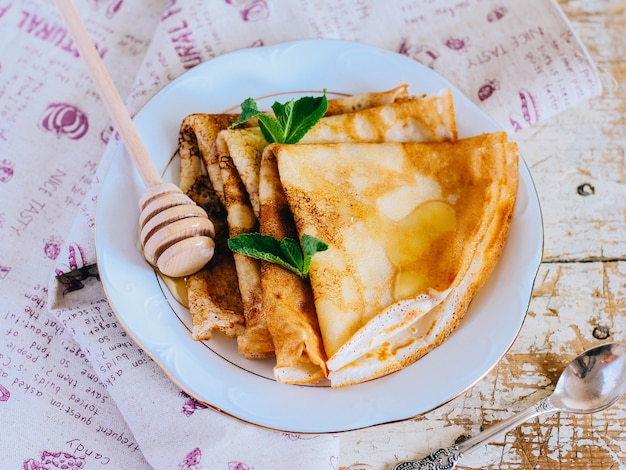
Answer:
[[258, 151, 328, 383], [178, 116, 245, 340], [220, 152, 275, 358], [269, 132, 518, 387], [180, 114, 240, 201], [324, 83, 408, 115]]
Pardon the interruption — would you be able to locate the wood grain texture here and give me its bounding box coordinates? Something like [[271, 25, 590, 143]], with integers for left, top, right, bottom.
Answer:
[[338, 1, 626, 468]]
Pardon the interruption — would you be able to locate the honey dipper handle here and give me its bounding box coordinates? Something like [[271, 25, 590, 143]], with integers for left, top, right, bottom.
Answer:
[[54, 0, 162, 188]]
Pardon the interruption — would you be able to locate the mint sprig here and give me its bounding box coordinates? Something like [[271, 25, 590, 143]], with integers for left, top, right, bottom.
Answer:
[[228, 233, 328, 278], [230, 93, 328, 144]]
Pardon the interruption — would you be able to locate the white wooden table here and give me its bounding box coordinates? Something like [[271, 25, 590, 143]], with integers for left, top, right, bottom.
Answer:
[[339, 1, 626, 468]]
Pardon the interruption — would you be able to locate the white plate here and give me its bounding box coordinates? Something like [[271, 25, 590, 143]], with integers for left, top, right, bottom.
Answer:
[[96, 39, 543, 433]]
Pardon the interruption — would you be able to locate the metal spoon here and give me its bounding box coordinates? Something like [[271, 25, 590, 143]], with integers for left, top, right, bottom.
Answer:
[[392, 342, 626, 470]]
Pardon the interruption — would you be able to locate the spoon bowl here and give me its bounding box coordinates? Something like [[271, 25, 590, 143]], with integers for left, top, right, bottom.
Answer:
[[551, 342, 626, 413], [392, 342, 626, 470]]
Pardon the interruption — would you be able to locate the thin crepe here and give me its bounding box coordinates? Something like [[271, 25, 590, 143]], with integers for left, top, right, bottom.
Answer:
[[258, 151, 327, 383], [325, 83, 408, 115], [270, 132, 518, 387], [178, 115, 245, 340]]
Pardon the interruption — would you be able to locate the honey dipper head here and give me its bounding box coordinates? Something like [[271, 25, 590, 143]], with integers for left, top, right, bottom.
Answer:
[[138, 182, 215, 278]]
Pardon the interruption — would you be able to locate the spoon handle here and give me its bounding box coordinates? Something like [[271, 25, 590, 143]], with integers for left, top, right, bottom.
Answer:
[[391, 396, 557, 470]]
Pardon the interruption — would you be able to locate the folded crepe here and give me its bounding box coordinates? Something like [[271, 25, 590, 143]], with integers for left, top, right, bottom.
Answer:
[[269, 132, 518, 387], [325, 83, 408, 115], [178, 113, 275, 357], [258, 151, 327, 383], [180, 114, 235, 207], [178, 115, 245, 340], [220, 151, 277, 358]]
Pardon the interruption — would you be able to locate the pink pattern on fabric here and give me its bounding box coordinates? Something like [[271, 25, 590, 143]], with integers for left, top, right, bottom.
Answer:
[[44, 236, 63, 260], [228, 462, 254, 470], [180, 391, 208, 416], [487, 6, 508, 22], [398, 39, 439, 69], [179, 448, 202, 470], [225, 0, 269, 22], [58, 243, 87, 274], [478, 79, 500, 101], [39, 103, 89, 140], [509, 88, 540, 131], [0, 266, 10, 279], [87, 0, 124, 18], [0, 159, 14, 183], [23, 451, 86, 470], [0, 383, 10, 401], [443, 36, 469, 52], [22, 459, 46, 470]]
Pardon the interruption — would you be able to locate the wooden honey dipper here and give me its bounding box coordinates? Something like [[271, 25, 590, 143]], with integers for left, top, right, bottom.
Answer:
[[54, 0, 215, 278]]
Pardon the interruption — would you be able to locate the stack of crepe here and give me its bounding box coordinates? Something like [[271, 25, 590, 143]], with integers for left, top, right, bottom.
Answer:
[[176, 84, 518, 387]]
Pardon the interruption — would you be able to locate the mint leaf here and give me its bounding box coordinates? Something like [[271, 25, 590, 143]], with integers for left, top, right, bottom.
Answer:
[[228, 93, 328, 144], [228, 233, 297, 274], [230, 97, 262, 127], [284, 95, 328, 144], [228, 233, 328, 278], [272, 100, 295, 134], [256, 114, 287, 143], [301, 233, 329, 275], [279, 237, 304, 272]]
